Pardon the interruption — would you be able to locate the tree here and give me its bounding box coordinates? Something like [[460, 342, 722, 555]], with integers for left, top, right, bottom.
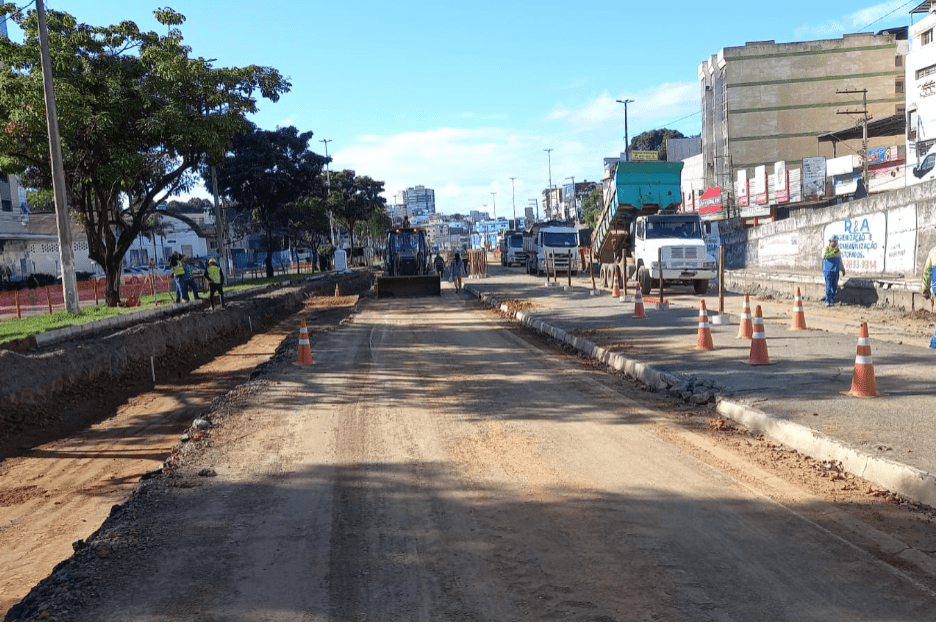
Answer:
[[630, 128, 686, 161], [212, 124, 327, 277], [0, 7, 289, 305], [581, 188, 603, 229], [25, 188, 53, 212], [327, 171, 387, 260]]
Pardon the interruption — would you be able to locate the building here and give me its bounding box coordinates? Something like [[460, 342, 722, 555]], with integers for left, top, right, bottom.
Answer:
[[906, 2, 936, 183], [401, 185, 435, 216], [700, 31, 907, 202]]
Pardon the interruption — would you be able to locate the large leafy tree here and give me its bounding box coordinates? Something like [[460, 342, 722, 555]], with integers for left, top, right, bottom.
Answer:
[[0, 7, 289, 305], [328, 170, 387, 259], [212, 124, 327, 277], [630, 128, 685, 161], [581, 188, 603, 228]]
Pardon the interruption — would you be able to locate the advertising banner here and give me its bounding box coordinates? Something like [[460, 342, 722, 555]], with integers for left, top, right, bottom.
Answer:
[[755, 165, 768, 205], [774, 161, 789, 203], [736, 170, 749, 207], [699, 187, 722, 215], [803, 157, 826, 199], [824, 213, 885, 273]]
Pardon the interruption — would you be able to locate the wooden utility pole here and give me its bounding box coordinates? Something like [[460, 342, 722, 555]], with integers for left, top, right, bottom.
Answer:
[[836, 88, 870, 193], [36, 0, 79, 313]]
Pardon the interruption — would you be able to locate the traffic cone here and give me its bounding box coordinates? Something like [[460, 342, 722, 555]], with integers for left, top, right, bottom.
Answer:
[[791, 287, 807, 330], [696, 299, 715, 350], [612, 269, 620, 298], [296, 319, 314, 365], [737, 293, 754, 339], [748, 305, 770, 365], [847, 322, 879, 397], [334, 283, 341, 297], [634, 289, 646, 319]]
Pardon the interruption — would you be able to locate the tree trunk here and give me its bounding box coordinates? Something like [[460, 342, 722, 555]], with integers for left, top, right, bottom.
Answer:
[[104, 261, 122, 307], [265, 228, 274, 278]]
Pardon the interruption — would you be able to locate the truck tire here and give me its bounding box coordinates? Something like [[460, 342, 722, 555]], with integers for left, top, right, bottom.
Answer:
[[637, 266, 652, 296], [694, 279, 709, 295]]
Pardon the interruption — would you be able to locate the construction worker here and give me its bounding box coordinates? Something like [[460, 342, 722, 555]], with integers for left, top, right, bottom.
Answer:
[[822, 235, 845, 306], [203, 257, 226, 309], [920, 243, 936, 347], [170, 251, 187, 302]]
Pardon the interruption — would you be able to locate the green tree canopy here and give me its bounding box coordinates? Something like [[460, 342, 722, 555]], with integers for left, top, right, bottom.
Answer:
[[0, 6, 289, 305], [212, 123, 327, 277], [581, 188, 603, 229], [327, 170, 387, 256], [630, 128, 686, 161]]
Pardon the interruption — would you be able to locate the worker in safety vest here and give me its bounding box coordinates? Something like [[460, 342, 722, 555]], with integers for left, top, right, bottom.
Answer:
[[170, 251, 187, 302], [203, 257, 226, 309]]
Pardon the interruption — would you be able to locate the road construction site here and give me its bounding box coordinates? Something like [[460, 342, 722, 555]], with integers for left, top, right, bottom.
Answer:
[[3, 263, 936, 619]]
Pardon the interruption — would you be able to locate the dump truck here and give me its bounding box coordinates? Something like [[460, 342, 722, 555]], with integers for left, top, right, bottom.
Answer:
[[591, 161, 716, 295], [523, 220, 580, 276], [376, 227, 441, 297], [499, 230, 527, 267]]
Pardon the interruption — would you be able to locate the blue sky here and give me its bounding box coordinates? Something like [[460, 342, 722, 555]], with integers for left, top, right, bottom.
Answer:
[[10, 0, 919, 215]]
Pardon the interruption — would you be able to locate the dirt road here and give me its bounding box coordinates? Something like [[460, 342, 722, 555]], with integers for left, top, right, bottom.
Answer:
[[8, 291, 936, 620]]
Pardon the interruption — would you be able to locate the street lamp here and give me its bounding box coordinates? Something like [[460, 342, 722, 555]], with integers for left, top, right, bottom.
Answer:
[[509, 177, 517, 223], [565, 176, 576, 221], [544, 148, 553, 218], [616, 99, 634, 162], [320, 138, 334, 246]]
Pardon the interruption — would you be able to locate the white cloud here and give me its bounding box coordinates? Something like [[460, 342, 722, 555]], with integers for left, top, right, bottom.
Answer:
[[547, 82, 699, 132], [794, 0, 908, 40]]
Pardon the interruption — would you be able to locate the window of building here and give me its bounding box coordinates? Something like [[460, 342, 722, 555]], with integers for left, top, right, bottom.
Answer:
[[1, 200, 11, 212], [897, 105, 906, 118], [924, 29, 935, 46], [897, 55, 904, 67], [897, 77, 905, 94], [917, 64, 936, 80], [917, 138, 936, 157]]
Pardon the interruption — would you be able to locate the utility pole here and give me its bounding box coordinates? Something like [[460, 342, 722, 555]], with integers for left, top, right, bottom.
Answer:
[[836, 88, 870, 193], [509, 177, 516, 223], [320, 138, 334, 245], [491, 192, 496, 220], [210, 166, 231, 277], [544, 148, 553, 219], [616, 99, 635, 162], [36, 0, 79, 313], [565, 176, 576, 221]]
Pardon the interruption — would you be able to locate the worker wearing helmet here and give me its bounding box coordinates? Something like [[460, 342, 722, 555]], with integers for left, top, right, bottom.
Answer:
[[822, 235, 845, 306], [203, 257, 226, 309]]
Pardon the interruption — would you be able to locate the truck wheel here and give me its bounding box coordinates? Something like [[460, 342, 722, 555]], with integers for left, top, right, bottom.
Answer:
[[694, 279, 709, 295], [637, 266, 652, 295]]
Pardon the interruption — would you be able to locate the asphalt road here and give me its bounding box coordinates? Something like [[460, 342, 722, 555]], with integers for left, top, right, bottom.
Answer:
[[19, 290, 936, 621]]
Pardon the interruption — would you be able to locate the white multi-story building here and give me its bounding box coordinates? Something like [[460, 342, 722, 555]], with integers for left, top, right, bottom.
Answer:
[[401, 185, 435, 216], [906, 3, 936, 183]]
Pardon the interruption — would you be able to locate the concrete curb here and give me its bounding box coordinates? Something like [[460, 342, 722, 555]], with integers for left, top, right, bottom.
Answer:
[[469, 284, 936, 509]]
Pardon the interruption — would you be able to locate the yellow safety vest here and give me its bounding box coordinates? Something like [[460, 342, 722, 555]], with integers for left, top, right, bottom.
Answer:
[[172, 262, 185, 277], [207, 264, 222, 284]]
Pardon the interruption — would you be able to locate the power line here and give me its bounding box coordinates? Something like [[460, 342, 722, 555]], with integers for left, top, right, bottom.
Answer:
[[857, 0, 915, 32]]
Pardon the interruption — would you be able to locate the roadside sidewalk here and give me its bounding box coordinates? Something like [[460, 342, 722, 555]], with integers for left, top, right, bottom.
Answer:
[[462, 269, 936, 508]]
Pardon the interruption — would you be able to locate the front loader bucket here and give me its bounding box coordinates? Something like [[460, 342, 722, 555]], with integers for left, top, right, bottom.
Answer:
[[376, 274, 442, 298]]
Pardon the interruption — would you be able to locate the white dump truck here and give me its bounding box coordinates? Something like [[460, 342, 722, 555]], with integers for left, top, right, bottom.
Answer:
[[632, 213, 717, 295], [523, 221, 580, 277]]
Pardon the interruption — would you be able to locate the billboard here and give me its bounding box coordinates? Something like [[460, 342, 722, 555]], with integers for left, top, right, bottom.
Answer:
[[735, 170, 749, 207], [803, 157, 826, 199], [774, 161, 789, 203], [755, 165, 769, 205]]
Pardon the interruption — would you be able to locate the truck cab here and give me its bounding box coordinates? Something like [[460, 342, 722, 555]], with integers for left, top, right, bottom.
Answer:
[[633, 214, 716, 295], [501, 231, 527, 267], [525, 225, 579, 276]]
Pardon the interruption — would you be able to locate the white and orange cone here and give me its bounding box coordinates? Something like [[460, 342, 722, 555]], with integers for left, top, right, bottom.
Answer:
[[696, 299, 715, 351], [737, 293, 754, 339], [612, 269, 621, 298], [748, 305, 770, 365], [634, 289, 646, 319], [334, 283, 341, 297], [791, 287, 807, 330], [847, 322, 879, 397], [296, 319, 314, 365]]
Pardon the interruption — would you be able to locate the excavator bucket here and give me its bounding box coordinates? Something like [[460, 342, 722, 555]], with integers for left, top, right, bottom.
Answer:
[[376, 274, 441, 298]]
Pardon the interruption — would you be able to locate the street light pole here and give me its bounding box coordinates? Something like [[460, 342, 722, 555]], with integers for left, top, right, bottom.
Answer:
[[509, 177, 516, 223], [544, 148, 553, 218], [616, 99, 635, 162], [565, 176, 575, 222], [320, 138, 333, 246]]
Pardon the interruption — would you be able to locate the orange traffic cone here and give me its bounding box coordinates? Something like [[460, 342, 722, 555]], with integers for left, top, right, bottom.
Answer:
[[791, 287, 807, 330], [737, 293, 754, 339], [634, 289, 646, 318], [296, 318, 314, 365], [748, 305, 770, 365], [696, 299, 715, 351], [847, 322, 879, 397], [612, 269, 621, 298], [334, 283, 341, 297]]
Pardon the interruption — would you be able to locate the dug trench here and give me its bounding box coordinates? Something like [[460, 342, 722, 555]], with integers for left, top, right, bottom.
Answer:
[[0, 271, 373, 616]]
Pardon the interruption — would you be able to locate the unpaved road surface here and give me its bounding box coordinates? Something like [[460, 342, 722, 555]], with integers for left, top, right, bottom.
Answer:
[[7, 290, 936, 620]]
